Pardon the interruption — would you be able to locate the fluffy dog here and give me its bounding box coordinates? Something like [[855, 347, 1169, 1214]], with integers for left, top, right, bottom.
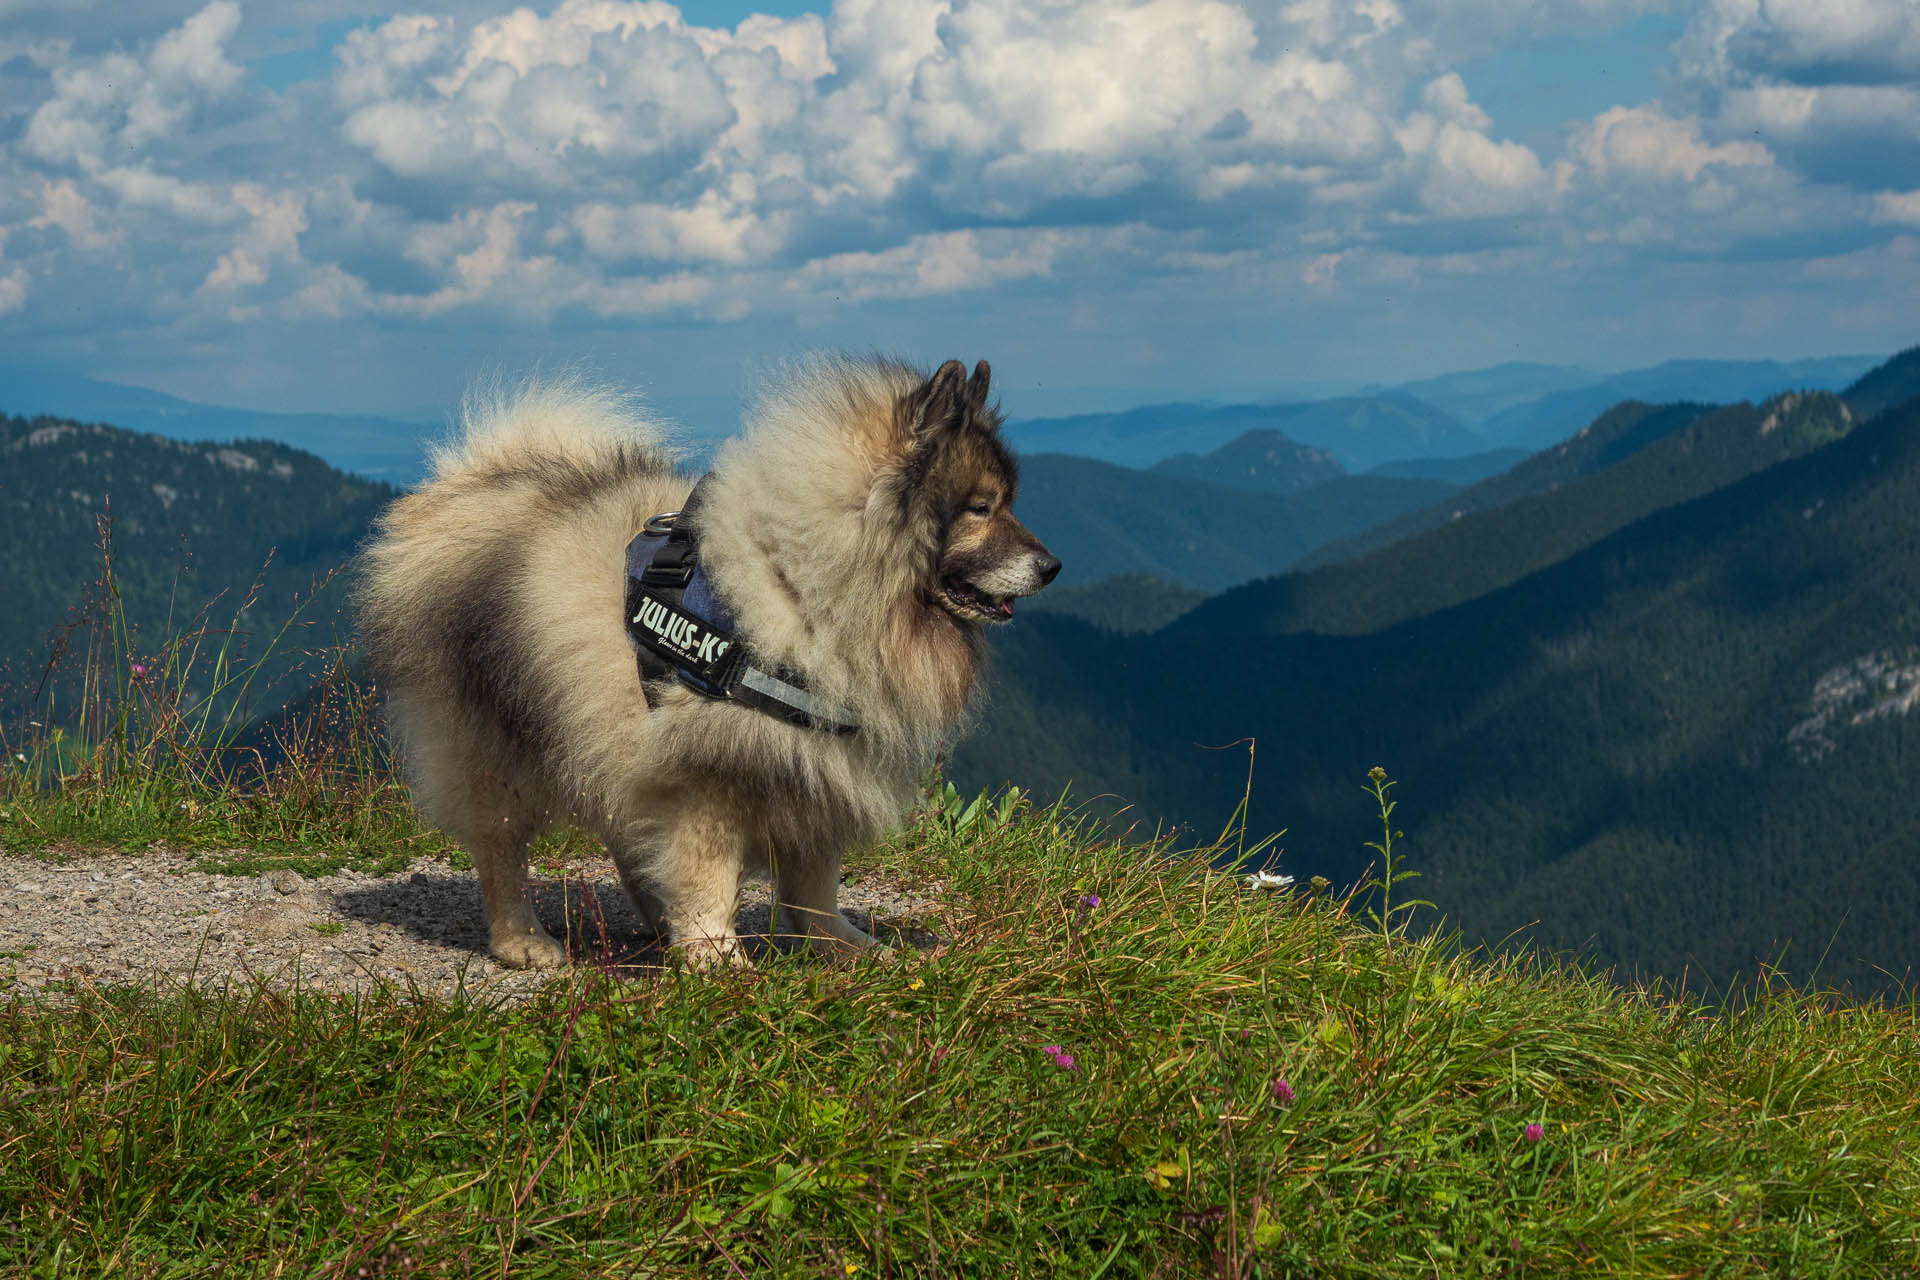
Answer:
[[357, 355, 1059, 967]]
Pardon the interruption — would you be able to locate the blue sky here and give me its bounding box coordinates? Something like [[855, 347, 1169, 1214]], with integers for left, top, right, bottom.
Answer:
[[1, 0, 1915, 427]]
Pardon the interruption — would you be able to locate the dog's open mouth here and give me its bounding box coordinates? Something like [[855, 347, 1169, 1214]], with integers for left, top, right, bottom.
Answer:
[[939, 574, 1016, 623]]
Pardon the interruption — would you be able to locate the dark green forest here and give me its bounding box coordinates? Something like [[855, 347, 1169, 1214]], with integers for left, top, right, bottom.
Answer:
[[1022, 572, 1211, 634], [1014, 453, 1453, 589], [1292, 401, 1715, 572], [0, 413, 391, 716], [1364, 447, 1530, 485], [1237, 391, 1856, 634], [1149, 429, 1344, 494], [955, 349, 1920, 996]]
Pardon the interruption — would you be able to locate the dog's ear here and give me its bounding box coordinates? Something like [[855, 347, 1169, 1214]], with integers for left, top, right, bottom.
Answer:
[[965, 360, 991, 415], [905, 358, 969, 456]]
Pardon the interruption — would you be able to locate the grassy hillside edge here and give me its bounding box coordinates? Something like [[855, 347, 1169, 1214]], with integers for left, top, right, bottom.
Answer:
[[4, 789, 1919, 1276]]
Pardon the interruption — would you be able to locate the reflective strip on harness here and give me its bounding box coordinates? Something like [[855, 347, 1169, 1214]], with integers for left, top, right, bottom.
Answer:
[[738, 665, 855, 733]]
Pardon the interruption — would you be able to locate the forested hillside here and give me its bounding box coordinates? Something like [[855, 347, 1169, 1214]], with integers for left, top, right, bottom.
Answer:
[[1008, 393, 1482, 471], [0, 365, 434, 482], [1215, 390, 1852, 636], [0, 413, 390, 713], [1841, 343, 1920, 418], [956, 357, 1920, 995], [1364, 448, 1529, 485], [1014, 453, 1453, 589], [1296, 401, 1714, 572], [1473, 354, 1881, 450], [1021, 573, 1211, 634], [1149, 429, 1344, 494]]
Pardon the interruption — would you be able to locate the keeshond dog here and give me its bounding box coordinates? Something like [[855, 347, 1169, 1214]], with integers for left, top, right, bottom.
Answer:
[[358, 355, 1059, 968]]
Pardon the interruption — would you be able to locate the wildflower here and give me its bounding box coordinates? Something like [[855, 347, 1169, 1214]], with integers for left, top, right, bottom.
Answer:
[[130, 662, 148, 679], [1080, 893, 1101, 909], [1271, 1078, 1295, 1104], [1524, 1123, 1544, 1143], [1244, 869, 1295, 892], [844, 1264, 859, 1276], [907, 977, 924, 991], [1368, 765, 1387, 783], [1041, 1044, 1077, 1071]]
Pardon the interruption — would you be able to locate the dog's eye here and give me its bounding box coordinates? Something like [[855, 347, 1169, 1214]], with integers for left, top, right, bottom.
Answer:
[[967, 501, 992, 517]]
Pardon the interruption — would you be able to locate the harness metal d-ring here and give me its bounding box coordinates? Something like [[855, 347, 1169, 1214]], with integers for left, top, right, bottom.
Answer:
[[643, 510, 681, 536]]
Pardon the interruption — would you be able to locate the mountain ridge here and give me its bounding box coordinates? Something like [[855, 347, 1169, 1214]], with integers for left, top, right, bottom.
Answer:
[[0, 365, 434, 482], [1475, 354, 1881, 451], [958, 385, 1920, 993], [1015, 453, 1455, 591], [953, 345, 1920, 994], [1148, 429, 1345, 495], [1007, 393, 1482, 472]]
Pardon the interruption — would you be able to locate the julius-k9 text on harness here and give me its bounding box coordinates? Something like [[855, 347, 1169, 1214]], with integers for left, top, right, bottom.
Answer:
[[624, 477, 858, 736]]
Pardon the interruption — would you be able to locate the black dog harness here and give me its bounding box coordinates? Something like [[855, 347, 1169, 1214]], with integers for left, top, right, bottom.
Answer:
[[624, 477, 857, 735]]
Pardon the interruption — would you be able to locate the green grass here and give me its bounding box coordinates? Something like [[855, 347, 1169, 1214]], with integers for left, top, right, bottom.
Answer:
[[0, 649, 448, 878], [3, 796, 1918, 1278]]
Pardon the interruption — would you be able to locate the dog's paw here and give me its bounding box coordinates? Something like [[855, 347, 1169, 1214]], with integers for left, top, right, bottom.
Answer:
[[491, 926, 569, 970], [803, 916, 897, 962], [675, 933, 752, 971]]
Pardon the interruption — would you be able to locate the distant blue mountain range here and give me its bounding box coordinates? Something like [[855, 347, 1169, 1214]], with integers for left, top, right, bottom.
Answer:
[[0, 365, 438, 482], [1, 353, 1889, 481], [1470, 356, 1884, 451], [1004, 354, 1883, 470]]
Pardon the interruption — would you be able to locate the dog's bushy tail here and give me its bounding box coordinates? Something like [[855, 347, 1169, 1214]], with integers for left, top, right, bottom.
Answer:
[[427, 370, 673, 483]]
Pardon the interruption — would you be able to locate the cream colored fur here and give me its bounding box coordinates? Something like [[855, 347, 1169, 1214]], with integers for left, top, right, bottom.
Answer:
[[358, 356, 1003, 968]]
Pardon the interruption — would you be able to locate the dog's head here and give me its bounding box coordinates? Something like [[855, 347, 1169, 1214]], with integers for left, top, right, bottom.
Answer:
[[894, 359, 1060, 625]]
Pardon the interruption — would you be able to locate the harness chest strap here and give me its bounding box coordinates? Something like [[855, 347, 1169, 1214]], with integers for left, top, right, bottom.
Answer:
[[623, 477, 858, 736]]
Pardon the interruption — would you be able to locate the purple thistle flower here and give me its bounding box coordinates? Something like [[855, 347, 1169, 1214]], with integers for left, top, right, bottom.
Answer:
[[1041, 1045, 1077, 1071], [130, 663, 148, 679], [1524, 1123, 1544, 1143], [1271, 1078, 1295, 1104]]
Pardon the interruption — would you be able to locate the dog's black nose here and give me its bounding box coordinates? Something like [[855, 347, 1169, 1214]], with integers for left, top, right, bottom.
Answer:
[[1035, 553, 1061, 585]]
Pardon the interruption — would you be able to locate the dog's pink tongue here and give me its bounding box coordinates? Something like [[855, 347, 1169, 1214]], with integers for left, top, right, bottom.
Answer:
[[999, 598, 1016, 618]]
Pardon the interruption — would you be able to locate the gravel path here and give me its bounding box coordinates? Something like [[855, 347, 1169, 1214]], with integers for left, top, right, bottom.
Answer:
[[0, 850, 945, 1003]]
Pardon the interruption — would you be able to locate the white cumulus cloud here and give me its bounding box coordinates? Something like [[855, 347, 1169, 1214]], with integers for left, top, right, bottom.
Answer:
[[797, 228, 1066, 300], [1398, 75, 1555, 218], [1571, 105, 1773, 183], [22, 0, 243, 169], [1683, 0, 1920, 86], [0, 268, 26, 317], [1873, 189, 1920, 226], [1675, 0, 1920, 190]]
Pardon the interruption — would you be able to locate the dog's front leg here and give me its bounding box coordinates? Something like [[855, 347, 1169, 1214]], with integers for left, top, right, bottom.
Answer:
[[654, 806, 751, 968], [774, 846, 886, 959]]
